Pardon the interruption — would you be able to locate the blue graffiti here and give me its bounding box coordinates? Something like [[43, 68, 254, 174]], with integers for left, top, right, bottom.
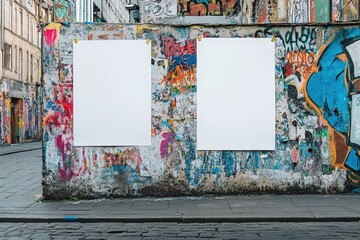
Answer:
[[307, 28, 360, 174], [169, 54, 196, 71], [195, 0, 209, 5]]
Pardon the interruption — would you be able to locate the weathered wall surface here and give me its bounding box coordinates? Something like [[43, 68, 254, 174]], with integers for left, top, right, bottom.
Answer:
[[42, 22, 360, 199], [0, 80, 42, 144], [142, 0, 359, 24]]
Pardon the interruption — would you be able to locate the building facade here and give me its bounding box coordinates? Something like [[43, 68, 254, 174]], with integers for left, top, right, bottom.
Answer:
[[1, 0, 52, 145], [54, 0, 130, 23], [93, 0, 129, 23], [0, 0, 4, 83]]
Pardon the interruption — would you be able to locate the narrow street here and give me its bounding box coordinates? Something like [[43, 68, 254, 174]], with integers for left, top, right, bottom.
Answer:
[[1, 222, 359, 239], [0, 146, 359, 239]]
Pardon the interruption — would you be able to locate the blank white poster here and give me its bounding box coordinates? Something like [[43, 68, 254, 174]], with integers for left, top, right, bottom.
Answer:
[[73, 40, 151, 146], [197, 38, 275, 150]]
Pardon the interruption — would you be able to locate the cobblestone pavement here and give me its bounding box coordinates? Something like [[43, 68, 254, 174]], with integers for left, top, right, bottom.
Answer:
[[0, 222, 359, 239]]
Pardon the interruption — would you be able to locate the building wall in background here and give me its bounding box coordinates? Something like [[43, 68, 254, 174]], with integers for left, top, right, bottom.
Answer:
[[0, 0, 50, 144], [141, 0, 359, 24], [42, 23, 360, 199], [93, 0, 129, 23]]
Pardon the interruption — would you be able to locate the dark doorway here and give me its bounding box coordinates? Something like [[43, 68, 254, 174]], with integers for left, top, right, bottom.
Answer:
[[11, 98, 23, 144]]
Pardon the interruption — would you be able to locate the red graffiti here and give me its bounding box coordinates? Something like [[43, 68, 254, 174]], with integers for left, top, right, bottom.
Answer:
[[161, 36, 196, 59], [44, 85, 74, 181], [286, 51, 317, 79], [258, 2, 268, 23], [44, 29, 57, 47]]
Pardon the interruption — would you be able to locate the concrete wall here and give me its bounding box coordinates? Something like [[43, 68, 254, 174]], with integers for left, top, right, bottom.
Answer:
[[42, 22, 360, 199], [142, 0, 359, 24]]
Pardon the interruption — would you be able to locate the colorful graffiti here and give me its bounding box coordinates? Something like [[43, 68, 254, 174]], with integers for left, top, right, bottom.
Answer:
[[0, 80, 41, 145], [178, 0, 271, 23], [306, 29, 360, 186], [332, 0, 342, 21], [43, 23, 360, 199], [309, 0, 330, 23], [54, 0, 74, 23], [143, 0, 359, 23]]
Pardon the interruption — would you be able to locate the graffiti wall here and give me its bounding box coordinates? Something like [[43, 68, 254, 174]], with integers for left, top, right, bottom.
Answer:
[[42, 22, 360, 199], [142, 0, 359, 23], [54, 0, 75, 22], [0, 79, 42, 145]]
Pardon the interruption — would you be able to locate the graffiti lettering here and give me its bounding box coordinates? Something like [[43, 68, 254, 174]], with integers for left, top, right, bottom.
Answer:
[[286, 50, 317, 79], [161, 36, 196, 59], [284, 27, 317, 52]]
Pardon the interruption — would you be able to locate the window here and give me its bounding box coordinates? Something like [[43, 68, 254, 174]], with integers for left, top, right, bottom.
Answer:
[[3, 44, 12, 70], [34, 25, 37, 46], [37, 59, 40, 83], [19, 9, 23, 37], [14, 46, 17, 73], [30, 54, 34, 83], [30, 18, 33, 43], [26, 51, 29, 81], [9, 1, 13, 31], [38, 31, 41, 47], [27, 14, 30, 40], [19, 48, 23, 80], [35, 3, 38, 17], [15, 8, 18, 33], [36, 59, 41, 82], [45, 9, 48, 22]]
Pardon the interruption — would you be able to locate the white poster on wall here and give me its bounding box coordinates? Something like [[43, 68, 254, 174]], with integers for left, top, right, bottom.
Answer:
[[197, 38, 275, 150], [73, 40, 152, 146]]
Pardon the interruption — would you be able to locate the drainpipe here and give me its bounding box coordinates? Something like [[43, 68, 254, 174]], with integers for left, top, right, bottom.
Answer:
[[0, 0, 4, 78]]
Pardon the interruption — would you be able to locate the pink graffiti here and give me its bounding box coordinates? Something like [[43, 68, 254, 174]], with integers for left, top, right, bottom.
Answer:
[[160, 132, 175, 158], [44, 29, 57, 46], [44, 85, 74, 181], [161, 36, 196, 59]]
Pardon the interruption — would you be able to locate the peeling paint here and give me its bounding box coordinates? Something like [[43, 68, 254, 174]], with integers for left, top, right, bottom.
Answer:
[[43, 23, 360, 199]]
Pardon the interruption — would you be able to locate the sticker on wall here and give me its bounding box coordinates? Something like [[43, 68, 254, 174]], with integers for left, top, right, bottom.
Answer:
[[197, 38, 275, 150], [73, 40, 152, 146]]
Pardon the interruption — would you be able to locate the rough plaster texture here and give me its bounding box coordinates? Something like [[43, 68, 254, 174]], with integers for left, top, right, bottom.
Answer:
[[42, 23, 360, 199], [141, 0, 358, 24]]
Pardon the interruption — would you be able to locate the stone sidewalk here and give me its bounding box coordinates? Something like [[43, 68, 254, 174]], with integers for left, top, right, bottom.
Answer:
[[0, 144, 359, 223], [0, 141, 42, 156]]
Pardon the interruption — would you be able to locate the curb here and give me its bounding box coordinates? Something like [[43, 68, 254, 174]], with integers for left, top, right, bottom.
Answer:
[[0, 216, 359, 223], [0, 147, 42, 156]]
